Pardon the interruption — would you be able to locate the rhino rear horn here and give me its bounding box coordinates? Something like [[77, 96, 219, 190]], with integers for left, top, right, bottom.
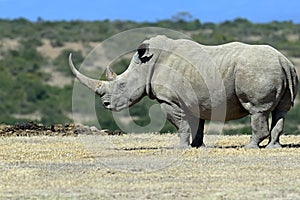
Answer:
[[105, 66, 117, 81], [68, 53, 102, 92]]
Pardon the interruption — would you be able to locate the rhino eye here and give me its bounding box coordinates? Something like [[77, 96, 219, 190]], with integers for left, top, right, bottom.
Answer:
[[118, 82, 126, 90]]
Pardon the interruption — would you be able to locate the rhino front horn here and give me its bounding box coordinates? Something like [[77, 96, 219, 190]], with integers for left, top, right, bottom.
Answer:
[[68, 53, 102, 92], [106, 65, 117, 81]]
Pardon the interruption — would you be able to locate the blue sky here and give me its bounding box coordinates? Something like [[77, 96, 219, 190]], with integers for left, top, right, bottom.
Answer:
[[0, 0, 300, 23]]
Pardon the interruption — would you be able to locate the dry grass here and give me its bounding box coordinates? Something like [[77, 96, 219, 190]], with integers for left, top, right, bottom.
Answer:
[[0, 134, 300, 199]]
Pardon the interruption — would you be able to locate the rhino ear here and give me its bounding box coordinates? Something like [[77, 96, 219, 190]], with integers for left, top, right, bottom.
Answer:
[[137, 43, 149, 57], [137, 43, 153, 64]]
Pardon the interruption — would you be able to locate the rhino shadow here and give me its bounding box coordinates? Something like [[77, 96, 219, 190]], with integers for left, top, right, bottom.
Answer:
[[214, 143, 300, 149]]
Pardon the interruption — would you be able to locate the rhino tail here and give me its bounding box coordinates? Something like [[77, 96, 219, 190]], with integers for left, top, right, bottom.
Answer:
[[279, 55, 298, 106]]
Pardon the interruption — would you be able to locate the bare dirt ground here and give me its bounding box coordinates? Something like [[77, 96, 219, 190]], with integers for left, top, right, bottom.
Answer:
[[0, 125, 300, 199]]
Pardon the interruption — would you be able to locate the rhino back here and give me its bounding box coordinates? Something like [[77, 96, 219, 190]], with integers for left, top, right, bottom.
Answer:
[[149, 38, 291, 120]]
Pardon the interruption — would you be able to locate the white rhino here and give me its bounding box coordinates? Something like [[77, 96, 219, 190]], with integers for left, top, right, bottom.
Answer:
[[69, 35, 298, 148]]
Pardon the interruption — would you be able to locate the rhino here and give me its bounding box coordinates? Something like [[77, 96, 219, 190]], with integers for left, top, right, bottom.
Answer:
[[68, 35, 298, 148]]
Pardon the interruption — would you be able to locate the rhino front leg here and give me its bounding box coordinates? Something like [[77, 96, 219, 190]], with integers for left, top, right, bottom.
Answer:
[[191, 119, 205, 148], [160, 103, 191, 148]]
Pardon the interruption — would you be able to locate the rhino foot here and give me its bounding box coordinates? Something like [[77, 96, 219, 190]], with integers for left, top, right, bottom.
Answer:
[[191, 142, 206, 148], [244, 141, 260, 149], [176, 144, 191, 149], [266, 142, 282, 149]]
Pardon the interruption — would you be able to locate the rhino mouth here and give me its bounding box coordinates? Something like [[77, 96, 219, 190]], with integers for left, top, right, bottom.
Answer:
[[102, 100, 131, 112], [102, 101, 124, 111]]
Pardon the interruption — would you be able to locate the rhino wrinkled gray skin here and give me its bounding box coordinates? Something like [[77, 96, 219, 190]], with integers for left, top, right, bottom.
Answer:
[[69, 35, 298, 149]]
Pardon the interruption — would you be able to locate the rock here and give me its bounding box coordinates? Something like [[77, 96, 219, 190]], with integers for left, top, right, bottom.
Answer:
[[90, 126, 100, 132], [109, 129, 124, 135]]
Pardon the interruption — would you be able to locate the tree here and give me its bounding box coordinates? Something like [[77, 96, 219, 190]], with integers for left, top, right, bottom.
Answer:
[[172, 11, 194, 22]]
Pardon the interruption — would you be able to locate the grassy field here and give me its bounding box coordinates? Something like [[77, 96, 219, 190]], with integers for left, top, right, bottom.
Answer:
[[0, 133, 300, 199]]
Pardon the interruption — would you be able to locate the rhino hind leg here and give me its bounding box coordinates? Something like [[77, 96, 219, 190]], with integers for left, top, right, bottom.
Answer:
[[267, 90, 292, 148], [266, 112, 284, 148], [266, 102, 291, 148], [244, 112, 270, 149]]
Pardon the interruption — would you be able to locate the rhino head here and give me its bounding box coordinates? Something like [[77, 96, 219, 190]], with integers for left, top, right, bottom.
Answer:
[[68, 43, 155, 111]]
